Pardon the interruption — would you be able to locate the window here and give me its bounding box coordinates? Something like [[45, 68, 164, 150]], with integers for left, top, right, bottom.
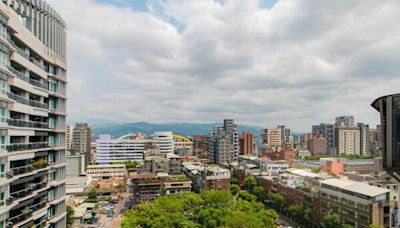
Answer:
[[0, 107, 5, 122], [0, 136, 4, 150], [0, 164, 4, 178], [50, 82, 57, 93], [0, 79, 6, 95], [0, 24, 6, 39], [48, 189, 56, 201], [0, 52, 8, 68]]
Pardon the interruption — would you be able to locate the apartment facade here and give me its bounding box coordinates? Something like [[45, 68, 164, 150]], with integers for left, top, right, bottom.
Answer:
[[193, 135, 209, 159], [319, 179, 395, 228], [239, 131, 253, 156], [72, 123, 91, 171], [0, 1, 68, 228], [312, 123, 335, 155], [182, 162, 231, 192], [308, 133, 327, 156], [209, 119, 239, 164]]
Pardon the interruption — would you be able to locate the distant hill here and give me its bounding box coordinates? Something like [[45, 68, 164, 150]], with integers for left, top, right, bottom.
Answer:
[[92, 122, 262, 139]]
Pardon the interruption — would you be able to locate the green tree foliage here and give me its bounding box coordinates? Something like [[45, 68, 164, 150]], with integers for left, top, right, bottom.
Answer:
[[230, 184, 240, 196], [238, 191, 257, 202], [88, 189, 96, 200], [268, 193, 285, 211], [252, 186, 266, 202], [243, 176, 257, 192], [369, 225, 383, 228], [66, 206, 74, 225], [122, 190, 278, 228], [322, 214, 341, 228], [230, 177, 238, 185], [288, 205, 305, 222]]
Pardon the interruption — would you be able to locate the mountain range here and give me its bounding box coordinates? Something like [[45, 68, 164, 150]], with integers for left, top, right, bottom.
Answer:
[[91, 122, 263, 139]]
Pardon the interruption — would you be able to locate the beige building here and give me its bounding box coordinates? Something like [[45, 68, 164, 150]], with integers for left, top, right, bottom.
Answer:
[[335, 127, 361, 155], [319, 179, 396, 228], [87, 164, 127, 180], [66, 125, 73, 151], [267, 128, 282, 151], [308, 134, 327, 156]]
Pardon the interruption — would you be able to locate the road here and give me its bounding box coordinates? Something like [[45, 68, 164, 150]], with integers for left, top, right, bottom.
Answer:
[[98, 192, 130, 228]]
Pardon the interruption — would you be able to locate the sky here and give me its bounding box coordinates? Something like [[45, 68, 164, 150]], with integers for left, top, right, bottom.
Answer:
[[45, 0, 400, 131]]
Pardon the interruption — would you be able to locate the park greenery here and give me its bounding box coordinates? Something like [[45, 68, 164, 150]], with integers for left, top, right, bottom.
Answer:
[[66, 206, 74, 226], [122, 190, 278, 228], [304, 153, 380, 161]]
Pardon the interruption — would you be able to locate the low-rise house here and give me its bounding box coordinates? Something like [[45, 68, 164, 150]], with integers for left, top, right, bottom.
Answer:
[[87, 164, 127, 180]]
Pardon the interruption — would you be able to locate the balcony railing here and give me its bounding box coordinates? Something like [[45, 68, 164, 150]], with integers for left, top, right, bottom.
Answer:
[[7, 92, 47, 109], [29, 201, 47, 211], [7, 66, 48, 90], [11, 43, 30, 60], [7, 118, 48, 129], [8, 210, 32, 225], [10, 187, 33, 200], [31, 182, 47, 191], [30, 58, 44, 70], [6, 142, 49, 152], [10, 164, 34, 176]]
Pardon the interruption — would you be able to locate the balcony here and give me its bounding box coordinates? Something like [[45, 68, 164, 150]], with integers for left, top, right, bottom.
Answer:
[[7, 118, 48, 129], [30, 58, 44, 71], [10, 164, 33, 176], [7, 66, 48, 90], [11, 43, 30, 60], [6, 142, 49, 152], [9, 210, 32, 225], [31, 181, 47, 191], [10, 187, 33, 200], [7, 92, 47, 109]]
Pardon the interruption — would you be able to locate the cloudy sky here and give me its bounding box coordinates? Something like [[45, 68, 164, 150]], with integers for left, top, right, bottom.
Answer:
[[45, 0, 400, 131]]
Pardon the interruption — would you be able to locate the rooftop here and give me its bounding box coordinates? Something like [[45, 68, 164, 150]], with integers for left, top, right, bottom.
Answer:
[[87, 164, 126, 169], [320, 178, 393, 197]]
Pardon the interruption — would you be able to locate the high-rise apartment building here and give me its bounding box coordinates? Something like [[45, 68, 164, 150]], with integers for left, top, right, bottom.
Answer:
[[193, 135, 210, 159], [266, 128, 282, 151], [369, 126, 381, 154], [65, 125, 73, 151], [358, 123, 370, 156], [72, 123, 92, 171], [335, 116, 355, 127], [0, 1, 67, 227], [209, 119, 239, 164], [308, 133, 327, 156], [312, 123, 335, 155], [239, 131, 253, 155]]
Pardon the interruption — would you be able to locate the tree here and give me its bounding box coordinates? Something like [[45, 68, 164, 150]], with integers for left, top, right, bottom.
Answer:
[[243, 176, 257, 192], [88, 189, 97, 200], [268, 193, 285, 211], [66, 206, 74, 226], [238, 191, 257, 202], [252, 186, 266, 202], [122, 191, 278, 228], [230, 184, 240, 196], [231, 177, 238, 185], [322, 214, 341, 228], [288, 205, 305, 222]]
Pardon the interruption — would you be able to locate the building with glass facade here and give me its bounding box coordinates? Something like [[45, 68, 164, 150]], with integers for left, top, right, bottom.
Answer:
[[0, 0, 67, 227]]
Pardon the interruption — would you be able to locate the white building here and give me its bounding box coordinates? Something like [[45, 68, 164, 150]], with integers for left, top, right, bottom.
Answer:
[[0, 1, 68, 227], [152, 131, 174, 154], [87, 164, 127, 180], [96, 134, 147, 164]]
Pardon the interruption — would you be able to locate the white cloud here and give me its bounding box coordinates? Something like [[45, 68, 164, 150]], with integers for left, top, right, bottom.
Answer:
[[45, 0, 400, 131]]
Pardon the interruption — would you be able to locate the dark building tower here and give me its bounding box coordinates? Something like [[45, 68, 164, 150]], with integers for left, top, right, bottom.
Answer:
[[209, 119, 239, 164], [193, 135, 210, 159], [239, 131, 253, 155]]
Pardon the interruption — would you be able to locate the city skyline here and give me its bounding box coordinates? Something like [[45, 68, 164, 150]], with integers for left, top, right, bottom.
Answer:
[[47, 0, 400, 131]]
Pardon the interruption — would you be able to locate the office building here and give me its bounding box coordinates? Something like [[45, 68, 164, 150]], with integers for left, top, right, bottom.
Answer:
[[152, 131, 174, 154], [0, 1, 68, 227], [72, 123, 92, 172], [308, 133, 327, 156], [95, 134, 146, 164], [358, 123, 370, 156], [319, 178, 395, 227], [266, 127, 282, 151], [87, 164, 127, 180], [312, 123, 335, 154], [193, 135, 210, 159], [209, 119, 239, 164], [239, 131, 253, 155]]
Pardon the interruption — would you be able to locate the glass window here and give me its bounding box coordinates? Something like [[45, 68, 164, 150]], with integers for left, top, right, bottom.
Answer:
[[0, 52, 9, 68], [0, 136, 4, 150], [0, 192, 4, 206], [0, 24, 6, 40], [0, 79, 6, 95], [50, 83, 57, 93]]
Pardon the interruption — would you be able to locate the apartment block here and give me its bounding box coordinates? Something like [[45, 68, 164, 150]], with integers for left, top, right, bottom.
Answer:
[[209, 119, 239, 164], [193, 135, 210, 159], [0, 1, 68, 227], [319, 178, 395, 228], [182, 162, 230, 192], [239, 131, 253, 155], [130, 173, 191, 205], [308, 133, 327, 156], [312, 123, 335, 154], [72, 123, 91, 171]]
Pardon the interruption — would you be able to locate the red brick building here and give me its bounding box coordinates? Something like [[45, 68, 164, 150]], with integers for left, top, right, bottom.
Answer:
[[239, 131, 253, 155]]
